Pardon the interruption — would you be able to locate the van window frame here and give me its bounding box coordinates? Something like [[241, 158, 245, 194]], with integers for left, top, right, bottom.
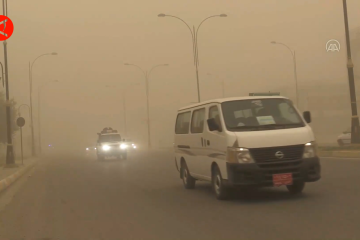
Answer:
[[190, 108, 206, 134], [208, 105, 222, 132], [175, 111, 191, 134]]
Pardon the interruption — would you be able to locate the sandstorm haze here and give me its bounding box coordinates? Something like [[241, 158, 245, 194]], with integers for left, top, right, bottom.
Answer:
[[3, 0, 360, 151]]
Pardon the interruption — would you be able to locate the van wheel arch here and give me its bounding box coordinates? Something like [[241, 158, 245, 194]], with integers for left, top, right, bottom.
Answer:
[[211, 162, 219, 175]]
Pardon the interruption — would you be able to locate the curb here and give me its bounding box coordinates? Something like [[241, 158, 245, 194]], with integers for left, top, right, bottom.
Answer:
[[0, 161, 37, 193], [318, 151, 360, 158]]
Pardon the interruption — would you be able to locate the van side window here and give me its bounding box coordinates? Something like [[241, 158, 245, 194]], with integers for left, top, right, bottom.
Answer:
[[209, 106, 222, 132], [191, 108, 205, 133], [175, 111, 191, 134], [278, 102, 301, 123]]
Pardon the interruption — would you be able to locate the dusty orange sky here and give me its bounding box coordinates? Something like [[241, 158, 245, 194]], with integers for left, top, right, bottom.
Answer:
[[1, 0, 360, 149]]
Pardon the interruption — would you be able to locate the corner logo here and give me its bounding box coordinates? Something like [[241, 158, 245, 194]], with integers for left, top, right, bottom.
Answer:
[[0, 15, 14, 41], [326, 39, 340, 52]]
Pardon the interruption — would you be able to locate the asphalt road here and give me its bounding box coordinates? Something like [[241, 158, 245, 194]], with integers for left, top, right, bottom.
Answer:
[[0, 150, 359, 240]]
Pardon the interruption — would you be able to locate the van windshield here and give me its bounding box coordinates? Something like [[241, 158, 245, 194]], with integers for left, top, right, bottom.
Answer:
[[221, 98, 305, 131], [99, 134, 122, 142]]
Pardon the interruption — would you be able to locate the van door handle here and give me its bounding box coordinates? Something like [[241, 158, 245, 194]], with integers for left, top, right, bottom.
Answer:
[[201, 137, 204, 146], [207, 140, 210, 146]]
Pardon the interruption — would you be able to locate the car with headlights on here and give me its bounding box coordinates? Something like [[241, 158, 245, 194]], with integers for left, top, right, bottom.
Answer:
[[96, 128, 128, 160], [174, 96, 321, 200], [85, 146, 97, 156], [122, 139, 137, 150]]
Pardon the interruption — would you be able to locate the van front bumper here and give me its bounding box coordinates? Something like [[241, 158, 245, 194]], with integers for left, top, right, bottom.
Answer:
[[224, 157, 321, 187]]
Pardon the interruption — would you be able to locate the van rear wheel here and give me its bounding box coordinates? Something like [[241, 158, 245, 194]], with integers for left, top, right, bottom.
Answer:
[[212, 166, 230, 200], [181, 161, 196, 189]]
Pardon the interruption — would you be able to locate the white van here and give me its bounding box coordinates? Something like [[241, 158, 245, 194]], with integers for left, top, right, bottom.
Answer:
[[174, 96, 321, 200]]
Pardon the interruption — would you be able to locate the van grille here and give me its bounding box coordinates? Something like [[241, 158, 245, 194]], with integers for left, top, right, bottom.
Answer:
[[249, 144, 305, 163]]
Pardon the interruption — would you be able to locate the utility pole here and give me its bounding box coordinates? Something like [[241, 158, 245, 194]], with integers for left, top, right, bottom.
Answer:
[[29, 52, 57, 156], [29, 62, 36, 156], [2, 0, 15, 166], [124, 63, 168, 149], [342, 0, 360, 143], [145, 72, 151, 148], [122, 88, 127, 138], [271, 41, 299, 107]]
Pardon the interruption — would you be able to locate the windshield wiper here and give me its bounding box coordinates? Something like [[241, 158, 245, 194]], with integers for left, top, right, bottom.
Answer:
[[260, 123, 303, 127]]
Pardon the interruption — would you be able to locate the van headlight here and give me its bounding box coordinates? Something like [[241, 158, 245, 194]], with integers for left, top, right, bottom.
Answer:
[[120, 144, 128, 149], [303, 141, 317, 158], [227, 147, 254, 164], [102, 145, 110, 151]]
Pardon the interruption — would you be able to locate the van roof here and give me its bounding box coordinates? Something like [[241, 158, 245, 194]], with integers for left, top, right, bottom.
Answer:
[[178, 96, 288, 111], [100, 133, 120, 136]]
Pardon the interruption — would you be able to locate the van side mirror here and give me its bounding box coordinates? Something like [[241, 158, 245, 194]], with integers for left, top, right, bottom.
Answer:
[[207, 118, 220, 131], [303, 111, 311, 123]]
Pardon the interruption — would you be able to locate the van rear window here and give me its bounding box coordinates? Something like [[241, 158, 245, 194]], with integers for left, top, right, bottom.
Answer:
[[175, 112, 191, 134]]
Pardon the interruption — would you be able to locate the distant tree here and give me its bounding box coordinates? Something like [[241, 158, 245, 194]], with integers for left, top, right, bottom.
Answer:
[[0, 91, 19, 144]]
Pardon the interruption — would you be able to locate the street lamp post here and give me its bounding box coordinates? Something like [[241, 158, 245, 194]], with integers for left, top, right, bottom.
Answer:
[[0, 61, 4, 88], [29, 52, 57, 156], [271, 41, 299, 107], [158, 13, 227, 102], [18, 104, 31, 117], [124, 63, 168, 149], [342, 0, 360, 143], [38, 80, 58, 154], [2, 0, 15, 166], [207, 73, 225, 97], [105, 83, 139, 138]]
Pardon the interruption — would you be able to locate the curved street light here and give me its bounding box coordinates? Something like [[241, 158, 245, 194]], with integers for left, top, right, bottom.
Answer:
[[158, 13, 227, 102], [29, 52, 58, 156], [105, 82, 140, 138], [18, 104, 31, 118], [124, 63, 168, 149], [271, 41, 299, 107], [38, 79, 58, 154]]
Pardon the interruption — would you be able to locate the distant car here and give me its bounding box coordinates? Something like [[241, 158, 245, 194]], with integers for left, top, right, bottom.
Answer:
[[337, 127, 351, 146], [122, 139, 137, 150], [96, 128, 127, 160], [85, 146, 97, 153]]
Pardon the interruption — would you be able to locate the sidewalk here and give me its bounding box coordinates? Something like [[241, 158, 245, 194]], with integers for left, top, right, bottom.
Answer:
[[0, 157, 38, 193]]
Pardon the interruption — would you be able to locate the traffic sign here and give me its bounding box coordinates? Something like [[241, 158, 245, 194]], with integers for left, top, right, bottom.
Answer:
[[249, 92, 280, 96], [0, 15, 14, 41], [16, 117, 25, 127]]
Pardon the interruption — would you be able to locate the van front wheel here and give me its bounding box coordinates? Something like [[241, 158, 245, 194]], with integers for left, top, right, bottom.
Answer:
[[181, 162, 196, 189], [286, 181, 305, 195], [212, 166, 230, 200]]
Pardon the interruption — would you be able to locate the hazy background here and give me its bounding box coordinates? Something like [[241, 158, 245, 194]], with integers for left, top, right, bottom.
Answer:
[[2, 0, 360, 154]]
